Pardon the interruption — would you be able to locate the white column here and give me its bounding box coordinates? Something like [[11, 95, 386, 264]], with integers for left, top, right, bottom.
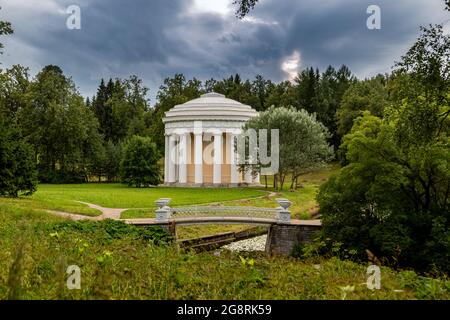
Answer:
[[194, 132, 203, 184], [164, 134, 169, 183], [168, 134, 176, 183], [245, 169, 253, 184], [229, 133, 239, 185], [254, 172, 260, 184], [178, 133, 188, 184], [213, 132, 222, 185]]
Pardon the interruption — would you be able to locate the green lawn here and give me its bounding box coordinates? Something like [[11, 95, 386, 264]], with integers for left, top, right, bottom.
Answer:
[[32, 184, 266, 209], [0, 196, 101, 217], [0, 184, 266, 218]]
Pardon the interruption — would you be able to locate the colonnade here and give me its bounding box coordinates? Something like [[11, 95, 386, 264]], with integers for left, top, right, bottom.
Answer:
[[164, 130, 254, 185]]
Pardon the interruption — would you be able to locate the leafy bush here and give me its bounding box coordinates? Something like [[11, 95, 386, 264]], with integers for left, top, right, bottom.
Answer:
[[0, 119, 37, 196], [317, 25, 450, 274], [120, 135, 161, 187], [38, 169, 87, 184], [318, 104, 449, 273], [48, 219, 172, 245]]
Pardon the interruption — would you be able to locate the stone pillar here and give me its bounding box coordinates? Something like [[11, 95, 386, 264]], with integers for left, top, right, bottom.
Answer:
[[254, 172, 260, 185], [155, 198, 176, 239], [178, 133, 188, 184], [168, 135, 176, 183], [213, 132, 222, 185], [194, 132, 203, 184], [164, 134, 169, 183], [244, 169, 252, 184], [229, 133, 239, 185]]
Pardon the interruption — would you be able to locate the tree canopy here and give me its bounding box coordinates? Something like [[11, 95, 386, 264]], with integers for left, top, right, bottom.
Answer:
[[317, 22, 450, 273], [120, 136, 161, 187], [243, 106, 333, 190]]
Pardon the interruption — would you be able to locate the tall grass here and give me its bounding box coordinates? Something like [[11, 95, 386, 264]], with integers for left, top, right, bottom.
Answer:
[[0, 205, 448, 300]]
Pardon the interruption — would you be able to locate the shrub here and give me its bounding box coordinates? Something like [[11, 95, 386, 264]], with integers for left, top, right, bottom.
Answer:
[[0, 119, 37, 196], [120, 135, 160, 187], [48, 219, 172, 245]]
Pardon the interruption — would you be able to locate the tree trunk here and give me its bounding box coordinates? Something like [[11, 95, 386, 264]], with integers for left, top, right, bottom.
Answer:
[[289, 173, 296, 190], [280, 174, 285, 191]]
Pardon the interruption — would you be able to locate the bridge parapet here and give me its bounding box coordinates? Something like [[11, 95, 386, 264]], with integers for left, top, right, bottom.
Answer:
[[126, 198, 321, 256], [154, 197, 293, 223]]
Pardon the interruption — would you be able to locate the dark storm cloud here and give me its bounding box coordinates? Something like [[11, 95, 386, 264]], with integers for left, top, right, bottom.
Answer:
[[1, 0, 449, 102]]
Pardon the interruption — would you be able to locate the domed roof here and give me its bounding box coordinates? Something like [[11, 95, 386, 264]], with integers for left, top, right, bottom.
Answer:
[[162, 92, 258, 124]]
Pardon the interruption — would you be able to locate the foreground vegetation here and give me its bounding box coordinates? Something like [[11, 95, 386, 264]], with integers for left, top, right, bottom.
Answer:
[[1, 206, 449, 300]]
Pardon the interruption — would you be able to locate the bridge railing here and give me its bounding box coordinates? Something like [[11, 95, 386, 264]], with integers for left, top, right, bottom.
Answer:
[[154, 198, 292, 223]]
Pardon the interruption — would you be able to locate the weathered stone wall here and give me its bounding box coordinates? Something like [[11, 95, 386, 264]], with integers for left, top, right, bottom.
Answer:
[[265, 223, 322, 255], [159, 221, 177, 239]]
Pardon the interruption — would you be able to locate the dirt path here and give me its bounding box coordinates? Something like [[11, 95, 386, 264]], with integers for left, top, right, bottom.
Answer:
[[47, 201, 127, 221], [76, 201, 126, 219]]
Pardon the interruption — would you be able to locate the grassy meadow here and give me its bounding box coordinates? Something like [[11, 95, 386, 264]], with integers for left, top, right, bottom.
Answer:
[[0, 205, 449, 299]]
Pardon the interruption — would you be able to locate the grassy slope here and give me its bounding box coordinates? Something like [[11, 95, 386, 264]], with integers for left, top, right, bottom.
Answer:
[[0, 185, 265, 217], [32, 184, 265, 208], [0, 205, 448, 300], [222, 163, 341, 219], [0, 196, 101, 216]]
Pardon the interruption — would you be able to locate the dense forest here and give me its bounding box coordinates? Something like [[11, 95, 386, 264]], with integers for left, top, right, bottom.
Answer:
[[0, 62, 381, 183]]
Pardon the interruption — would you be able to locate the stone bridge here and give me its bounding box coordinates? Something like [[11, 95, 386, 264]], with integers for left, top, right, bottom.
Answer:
[[124, 198, 322, 255]]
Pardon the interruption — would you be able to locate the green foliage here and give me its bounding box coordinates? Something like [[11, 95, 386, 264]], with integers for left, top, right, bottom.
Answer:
[[395, 24, 449, 100], [337, 75, 388, 139], [148, 74, 202, 150], [0, 7, 13, 55], [14, 65, 103, 183], [317, 21, 450, 274], [316, 65, 356, 149], [90, 140, 123, 182], [0, 65, 30, 118], [243, 106, 334, 190], [0, 119, 37, 196], [1, 205, 449, 299], [48, 219, 172, 245], [91, 76, 150, 144], [120, 135, 161, 187], [318, 102, 449, 272]]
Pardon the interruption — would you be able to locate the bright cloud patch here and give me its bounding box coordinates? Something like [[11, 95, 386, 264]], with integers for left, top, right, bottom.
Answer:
[[281, 50, 301, 81], [190, 0, 231, 15]]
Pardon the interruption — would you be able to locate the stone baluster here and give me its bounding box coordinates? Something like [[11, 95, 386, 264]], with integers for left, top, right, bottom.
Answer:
[[275, 198, 292, 223], [155, 198, 172, 222]]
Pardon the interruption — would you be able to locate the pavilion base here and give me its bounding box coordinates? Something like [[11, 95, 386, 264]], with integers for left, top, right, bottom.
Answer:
[[162, 182, 261, 188]]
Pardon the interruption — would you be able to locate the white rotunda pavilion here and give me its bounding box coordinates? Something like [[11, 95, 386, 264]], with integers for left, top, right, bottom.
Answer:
[[162, 92, 260, 187]]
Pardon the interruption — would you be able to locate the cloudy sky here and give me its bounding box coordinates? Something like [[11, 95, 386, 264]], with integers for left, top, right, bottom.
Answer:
[[1, 0, 449, 103]]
